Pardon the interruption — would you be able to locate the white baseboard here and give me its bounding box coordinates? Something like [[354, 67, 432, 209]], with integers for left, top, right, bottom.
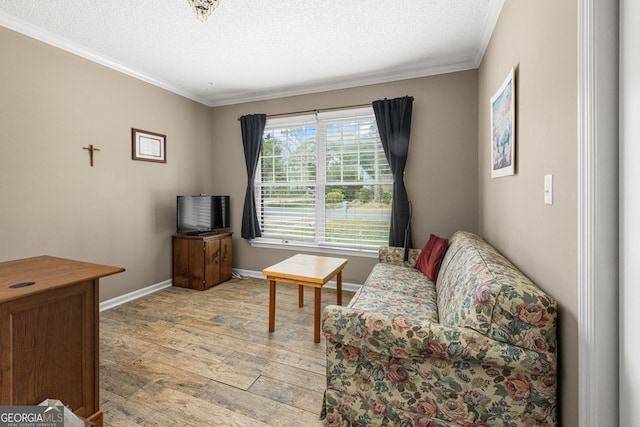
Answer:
[[99, 279, 172, 312], [99, 269, 362, 312], [233, 268, 362, 293]]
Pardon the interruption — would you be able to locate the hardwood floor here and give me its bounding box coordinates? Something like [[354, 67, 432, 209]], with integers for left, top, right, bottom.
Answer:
[[99, 276, 354, 426]]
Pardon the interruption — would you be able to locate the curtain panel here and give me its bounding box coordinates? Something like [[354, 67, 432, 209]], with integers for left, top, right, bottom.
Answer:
[[372, 96, 414, 250], [239, 114, 267, 240]]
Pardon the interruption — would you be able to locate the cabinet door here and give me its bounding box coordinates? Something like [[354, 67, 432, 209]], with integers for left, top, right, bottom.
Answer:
[[219, 236, 233, 282], [172, 237, 191, 288], [173, 238, 207, 291], [203, 239, 220, 289], [0, 281, 96, 417]]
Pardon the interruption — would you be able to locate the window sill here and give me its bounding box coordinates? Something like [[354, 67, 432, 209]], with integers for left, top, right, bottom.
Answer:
[[249, 238, 379, 259]]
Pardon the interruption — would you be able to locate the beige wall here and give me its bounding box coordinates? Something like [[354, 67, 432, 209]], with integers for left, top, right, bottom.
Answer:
[[0, 24, 478, 295], [478, 1, 578, 425], [0, 27, 214, 301], [209, 71, 479, 284]]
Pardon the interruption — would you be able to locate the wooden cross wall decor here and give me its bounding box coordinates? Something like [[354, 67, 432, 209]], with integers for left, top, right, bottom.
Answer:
[[82, 144, 101, 167]]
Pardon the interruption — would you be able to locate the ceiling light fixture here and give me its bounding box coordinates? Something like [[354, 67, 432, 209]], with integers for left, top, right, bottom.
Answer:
[[186, 0, 221, 22]]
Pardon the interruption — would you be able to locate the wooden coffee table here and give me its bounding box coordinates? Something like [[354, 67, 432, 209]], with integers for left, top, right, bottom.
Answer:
[[263, 254, 348, 343]]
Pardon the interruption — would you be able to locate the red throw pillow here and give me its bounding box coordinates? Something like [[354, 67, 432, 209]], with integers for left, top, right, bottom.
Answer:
[[415, 234, 449, 282]]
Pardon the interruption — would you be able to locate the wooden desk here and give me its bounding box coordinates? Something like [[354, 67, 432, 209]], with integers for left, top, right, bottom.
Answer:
[[263, 254, 347, 343], [0, 256, 124, 427]]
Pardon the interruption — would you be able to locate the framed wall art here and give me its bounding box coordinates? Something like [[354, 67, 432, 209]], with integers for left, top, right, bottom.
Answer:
[[490, 67, 515, 178], [132, 128, 166, 163]]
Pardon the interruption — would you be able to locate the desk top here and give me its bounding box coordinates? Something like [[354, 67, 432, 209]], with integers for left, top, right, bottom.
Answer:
[[262, 254, 347, 286], [0, 255, 125, 303]]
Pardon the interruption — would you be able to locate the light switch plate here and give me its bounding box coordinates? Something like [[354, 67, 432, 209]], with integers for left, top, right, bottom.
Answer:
[[544, 174, 553, 205]]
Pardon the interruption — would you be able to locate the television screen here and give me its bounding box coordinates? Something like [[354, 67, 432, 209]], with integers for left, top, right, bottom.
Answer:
[[177, 195, 229, 235]]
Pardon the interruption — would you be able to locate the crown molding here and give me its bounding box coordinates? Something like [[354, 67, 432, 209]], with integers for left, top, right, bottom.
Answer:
[[473, 0, 505, 66], [208, 60, 479, 107], [1, 2, 502, 108], [0, 11, 212, 106]]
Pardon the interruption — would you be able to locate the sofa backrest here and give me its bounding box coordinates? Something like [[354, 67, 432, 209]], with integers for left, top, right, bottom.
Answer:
[[436, 231, 557, 354]]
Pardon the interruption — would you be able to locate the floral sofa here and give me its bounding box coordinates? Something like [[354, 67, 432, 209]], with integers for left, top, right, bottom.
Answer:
[[321, 231, 558, 426]]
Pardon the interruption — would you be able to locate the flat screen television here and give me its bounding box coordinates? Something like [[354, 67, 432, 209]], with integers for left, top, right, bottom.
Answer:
[[177, 195, 230, 235]]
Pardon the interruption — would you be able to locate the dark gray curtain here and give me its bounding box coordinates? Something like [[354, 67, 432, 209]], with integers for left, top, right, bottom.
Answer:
[[372, 96, 414, 249], [240, 114, 267, 239]]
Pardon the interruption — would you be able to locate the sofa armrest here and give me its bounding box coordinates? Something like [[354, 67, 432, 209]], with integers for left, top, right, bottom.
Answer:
[[378, 246, 421, 268], [322, 304, 556, 375]]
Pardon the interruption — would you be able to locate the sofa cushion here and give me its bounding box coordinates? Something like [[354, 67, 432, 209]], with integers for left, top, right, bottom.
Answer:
[[364, 262, 437, 300], [436, 232, 499, 335], [349, 262, 439, 324], [436, 231, 557, 353], [378, 246, 421, 267], [477, 241, 558, 353], [415, 233, 449, 282]]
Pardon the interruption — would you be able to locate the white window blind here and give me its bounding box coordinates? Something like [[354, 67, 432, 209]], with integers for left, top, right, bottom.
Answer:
[[255, 107, 392, 250]]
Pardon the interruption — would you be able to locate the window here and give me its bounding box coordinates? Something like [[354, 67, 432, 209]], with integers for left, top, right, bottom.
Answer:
[[254, 107, 392, 252]]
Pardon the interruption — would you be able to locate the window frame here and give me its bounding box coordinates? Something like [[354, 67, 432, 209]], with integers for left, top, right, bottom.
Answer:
[[251, 107, 391, 257]]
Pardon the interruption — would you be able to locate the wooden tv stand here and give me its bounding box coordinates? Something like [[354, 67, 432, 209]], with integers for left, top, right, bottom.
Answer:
[[173, 232, 233, 291], [0, 255, 124, 427]]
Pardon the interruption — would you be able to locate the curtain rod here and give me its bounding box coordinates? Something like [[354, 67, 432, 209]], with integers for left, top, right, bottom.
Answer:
[[237, 103, 372, 121]]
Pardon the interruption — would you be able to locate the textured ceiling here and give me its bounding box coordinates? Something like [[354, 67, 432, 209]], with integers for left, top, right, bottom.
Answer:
[[0, 0, 504, 106]]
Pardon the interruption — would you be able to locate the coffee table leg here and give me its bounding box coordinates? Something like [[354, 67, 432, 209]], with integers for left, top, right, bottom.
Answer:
[[337, 270, 343, 306], [298, 285, 304, 307], [314, 287, 321, 343], [269, 280, 276, 333]]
